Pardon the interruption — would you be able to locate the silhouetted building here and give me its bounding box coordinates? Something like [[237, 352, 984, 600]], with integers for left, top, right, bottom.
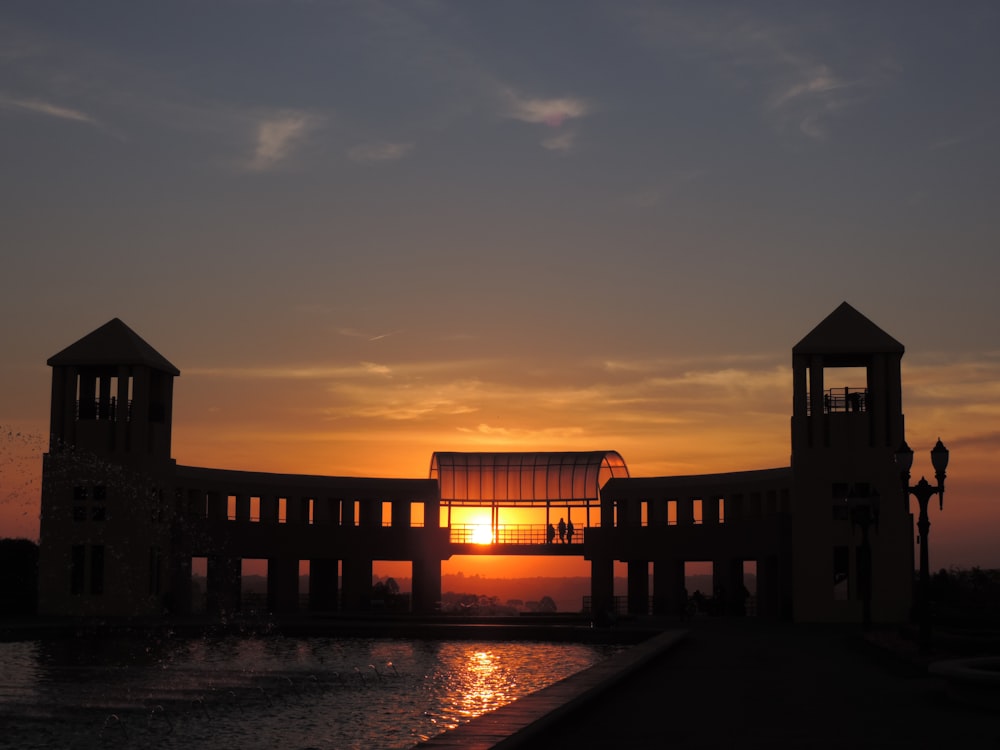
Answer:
[[36, 303, 918, 623]]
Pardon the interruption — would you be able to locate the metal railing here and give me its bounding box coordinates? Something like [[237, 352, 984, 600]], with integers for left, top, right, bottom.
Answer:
[[807, 387, 869, 415], [449, 523, 584, 545]]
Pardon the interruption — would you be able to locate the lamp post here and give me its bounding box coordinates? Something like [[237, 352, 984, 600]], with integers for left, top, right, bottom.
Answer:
[[847, 486, 880, 631], [895, 438, 949, 651]]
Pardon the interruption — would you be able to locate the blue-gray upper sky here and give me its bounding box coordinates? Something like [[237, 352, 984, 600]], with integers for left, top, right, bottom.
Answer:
[[2, 2, 999, 565]]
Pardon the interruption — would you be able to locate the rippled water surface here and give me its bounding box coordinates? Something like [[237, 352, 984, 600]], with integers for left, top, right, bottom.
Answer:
[[0, 634, 620, 749]]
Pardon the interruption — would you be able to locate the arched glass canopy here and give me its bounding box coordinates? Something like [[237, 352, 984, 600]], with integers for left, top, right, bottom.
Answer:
[[429, 451, 629, 507]]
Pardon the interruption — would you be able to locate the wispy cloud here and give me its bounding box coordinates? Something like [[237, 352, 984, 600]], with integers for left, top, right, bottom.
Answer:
[[348, 141, 413, 163], [502, 90, 590, 127], [246, 112, 322, 172], [499, 89, 591, 151], [541, 130, 577, 152], [766, 64, 858, 139], [0, 94, 101, 127], [630, 7, 891, 141], [338, 327, 404, 342]]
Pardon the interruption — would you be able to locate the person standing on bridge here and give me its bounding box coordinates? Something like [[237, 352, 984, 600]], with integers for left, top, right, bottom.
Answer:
[[558, 517, 566, 543], [547, 523, 556, 544], [566, 519, 574, 544]]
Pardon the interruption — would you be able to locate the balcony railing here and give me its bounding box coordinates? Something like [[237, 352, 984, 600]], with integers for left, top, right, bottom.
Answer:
[[807, 387, 869, 415]]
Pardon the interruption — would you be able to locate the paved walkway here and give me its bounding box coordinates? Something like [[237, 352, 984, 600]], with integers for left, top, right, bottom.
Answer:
[[415, 620, 1000, 749]]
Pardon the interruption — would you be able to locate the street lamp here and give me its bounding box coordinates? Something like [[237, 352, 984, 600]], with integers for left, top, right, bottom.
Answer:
[[847, 485, 880, 631], [895, 438, 949, 651]]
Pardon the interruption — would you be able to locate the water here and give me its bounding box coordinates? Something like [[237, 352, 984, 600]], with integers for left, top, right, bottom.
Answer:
[[0, 634, 621, 750]]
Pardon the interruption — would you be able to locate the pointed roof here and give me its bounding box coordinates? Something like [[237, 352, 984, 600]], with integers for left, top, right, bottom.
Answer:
[[47, 318, 180, 375], [793, 302, 903, 355]]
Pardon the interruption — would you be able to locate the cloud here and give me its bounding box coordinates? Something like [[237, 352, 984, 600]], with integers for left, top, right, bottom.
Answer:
[[0, 94, 101, 127], [629, 7, 890, 141], [348, 141, 413, 163], [541, 130, 576, 152], [767, 65, 856, 139], [246, 112, 321, 171], [502, 90, 590, 128]]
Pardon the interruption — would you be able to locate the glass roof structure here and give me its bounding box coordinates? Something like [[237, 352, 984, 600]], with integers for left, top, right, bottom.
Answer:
[[429, 451, 630, 507]]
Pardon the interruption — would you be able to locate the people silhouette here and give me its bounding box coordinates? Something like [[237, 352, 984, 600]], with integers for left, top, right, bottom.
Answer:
[[546, 523, 555, 544], [566, 519, 575, 544], [558, 517, 566, 543]]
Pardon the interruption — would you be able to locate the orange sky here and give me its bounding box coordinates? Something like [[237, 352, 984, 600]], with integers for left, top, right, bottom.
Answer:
[[3, 329, 997, 577]]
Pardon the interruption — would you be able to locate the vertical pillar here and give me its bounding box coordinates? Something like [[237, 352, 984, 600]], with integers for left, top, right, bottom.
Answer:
[[392, 499, 412, 528], [235, 494, 251, 522], [267, 558, 300, 613], [260, 495, 279, 524], [412, 558, 442, 614], [341, 558, 373, 612], [590, 558, 614, 625], [359, 499, 380, 528], [648, 498, 669, 527], [314, 497, 336, 525], [168, 554, 193, 615], [713, 558, 746, 616], [703, 497, 720, 525], [809, 354, 825, 447], [652, 559, 686, 616], [756, 556, 781, 619], [206, 556, 241, 616], [206, 491, 226, 521], [309, 559, 339, 612], [627, 561, 649, 615], [115, 366, 130, 450]]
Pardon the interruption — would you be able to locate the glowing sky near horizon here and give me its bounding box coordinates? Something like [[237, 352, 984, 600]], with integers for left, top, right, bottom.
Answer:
[[1, 2, 999, 575]]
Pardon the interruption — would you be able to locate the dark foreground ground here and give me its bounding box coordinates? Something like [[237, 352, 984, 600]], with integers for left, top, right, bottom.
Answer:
[[424, 618, 1000, 750]]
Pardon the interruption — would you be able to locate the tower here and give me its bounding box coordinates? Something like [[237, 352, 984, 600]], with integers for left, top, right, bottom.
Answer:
[[38, 319, 180, 616], [790, 302, 912, 622]]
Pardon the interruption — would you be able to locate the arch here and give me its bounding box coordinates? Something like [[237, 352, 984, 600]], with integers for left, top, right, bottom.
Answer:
[[429, 451, 629, 506]]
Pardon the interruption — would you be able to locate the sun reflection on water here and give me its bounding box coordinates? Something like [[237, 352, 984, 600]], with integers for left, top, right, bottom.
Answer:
[[0, 636, 620, 749]]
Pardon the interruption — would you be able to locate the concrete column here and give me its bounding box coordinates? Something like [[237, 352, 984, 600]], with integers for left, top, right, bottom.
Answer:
[[756, 556, 781, 619], [392, 499, 412, 528], [260, 495, 279, 524], [648, 498, 669, 527], [809, 354, 825, 447], [341, 558, 373, 612], [235, 494, 251, 522], [412, 558, 442, 614], [131, 367, 150, 455], [590, 558, 614, 624], [206, 556, 241, 616], [713, 558, 746, 616], [359, 499, 381, 528], [309, 559, 339, 612], [168, 554, 192, 615], [423, 496, 440, 528], [652, 559, 686, 616], [267, 558, 300, 613], [627, 561, 649, 615], [703, 497, 720, 525], [287, 496, 310, 524], [115, 366, 130, 450], [206, 491, 226, 521]]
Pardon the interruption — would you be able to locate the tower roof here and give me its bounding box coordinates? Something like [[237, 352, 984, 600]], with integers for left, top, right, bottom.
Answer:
[[793, 302, 903, 355], [47, 318, 180, 375]]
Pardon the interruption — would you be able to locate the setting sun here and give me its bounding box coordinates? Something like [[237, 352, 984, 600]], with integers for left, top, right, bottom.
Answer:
[[470, 525, 494, 545]]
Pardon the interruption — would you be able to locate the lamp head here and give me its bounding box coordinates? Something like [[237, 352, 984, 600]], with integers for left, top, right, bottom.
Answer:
[[931, 438, 949, 474], [895, 440, 914, 475]]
